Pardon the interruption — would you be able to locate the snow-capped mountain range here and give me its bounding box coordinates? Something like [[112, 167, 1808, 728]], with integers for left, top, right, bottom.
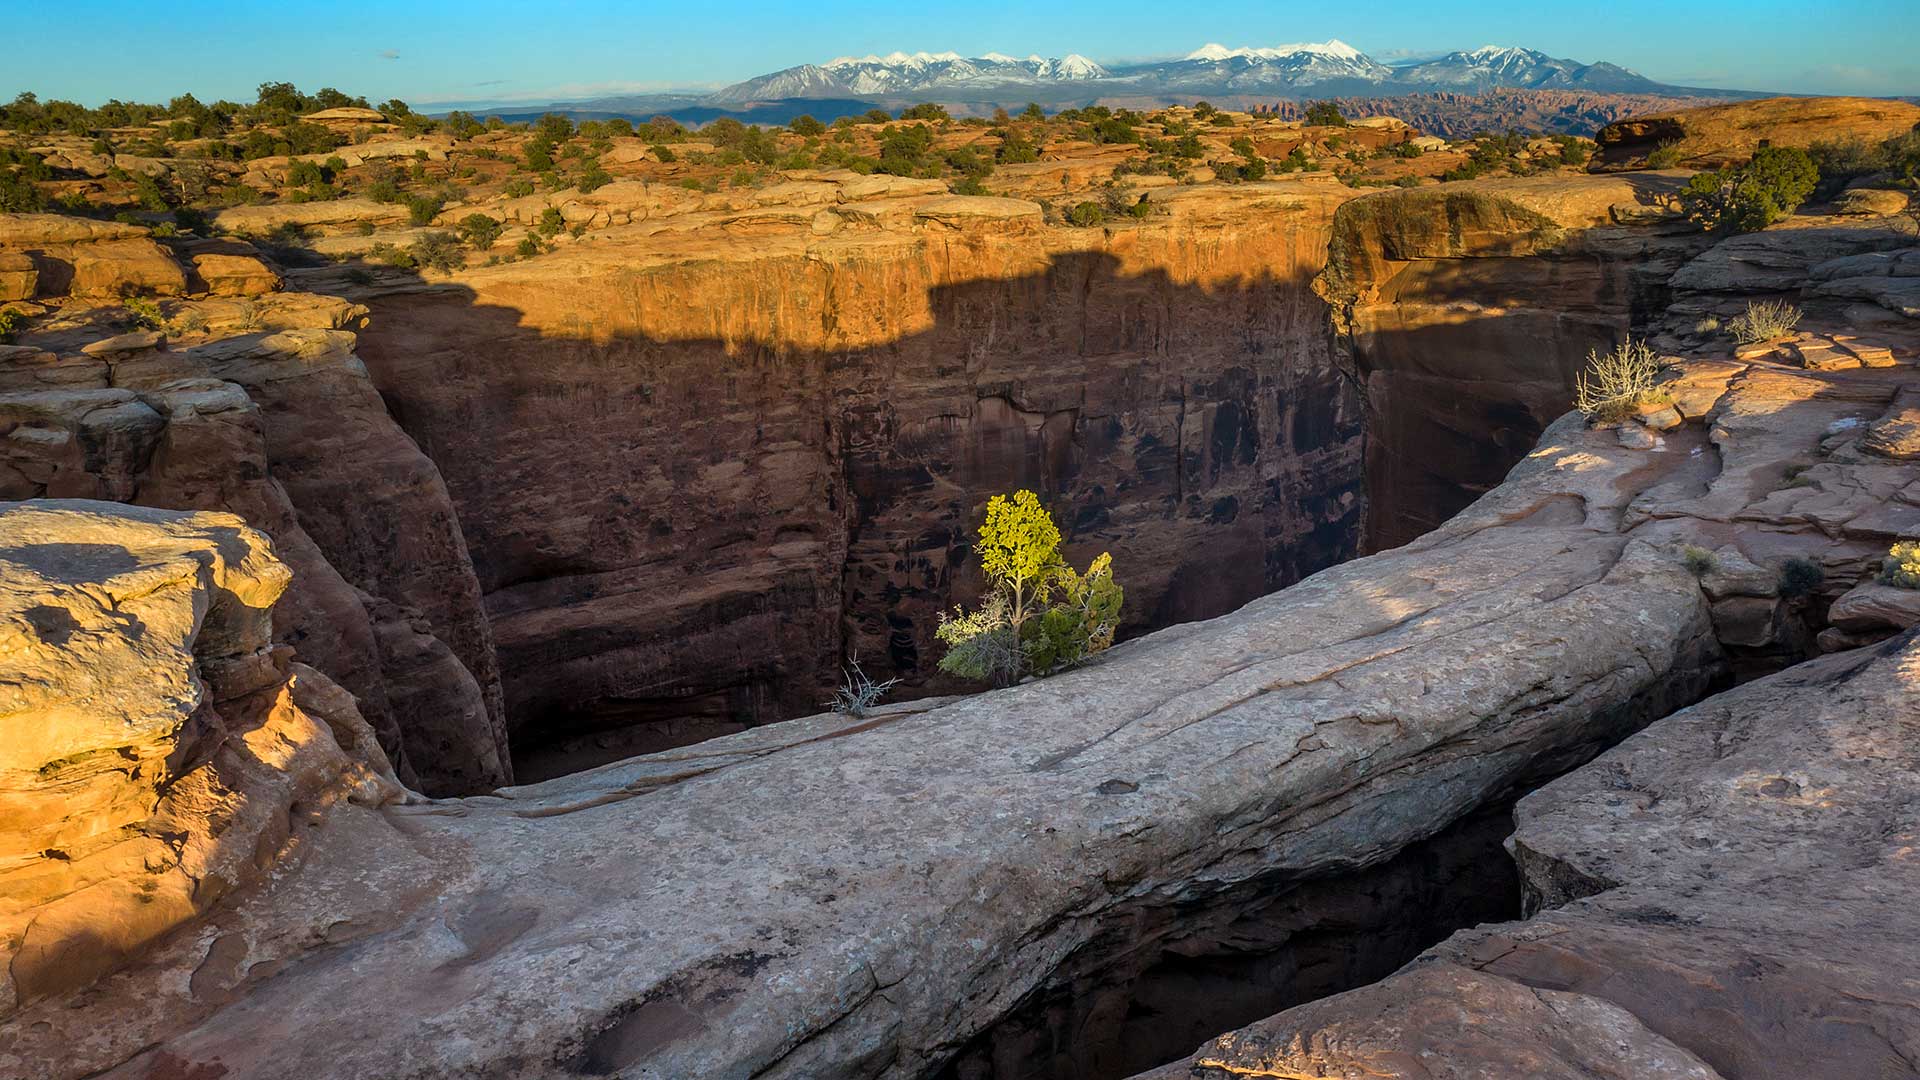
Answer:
[[706, 40, 1670, 103]]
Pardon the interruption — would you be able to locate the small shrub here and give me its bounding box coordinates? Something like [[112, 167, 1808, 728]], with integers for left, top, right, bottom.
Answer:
[[823, 656, 900, 717], [503, 177, 535, 198], [1573, 338, 1667, 422], [1680, 146, 1818, 233], [1881, 541, 1920, 589], [458, 213, 503, 250], [410, 230, 466, 272], [405, 193, 443, 226], [515, 235, 541, 259], [0, 308, 18, 344], [124, 297, 165, 329], [1777, 558, 1825, 599], [537, 206, 565, 236], [1065, 201, 1105, 227], [575, 164, 612, 193], [1681, 545, 1718, 578], [1646, 140, 1682, 169], [1693, 315, 1721, 334], [1726, 299, 1801, 344], [1304, 102, 1346, 127]]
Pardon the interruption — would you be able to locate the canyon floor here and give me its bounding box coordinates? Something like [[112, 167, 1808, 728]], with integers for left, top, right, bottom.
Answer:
[[1, 96, 1919, 1079]]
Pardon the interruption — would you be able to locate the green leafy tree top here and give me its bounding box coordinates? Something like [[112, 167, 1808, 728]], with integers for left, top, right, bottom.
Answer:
[[976, 490, 1064, 607]]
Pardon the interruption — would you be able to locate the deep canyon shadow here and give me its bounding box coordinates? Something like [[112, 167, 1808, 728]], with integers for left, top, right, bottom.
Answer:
[[342, 248, 1373, 780]]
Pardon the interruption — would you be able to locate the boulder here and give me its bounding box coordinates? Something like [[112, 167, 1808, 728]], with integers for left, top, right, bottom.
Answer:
[[1832, 186, 1910, 216], [0, 500, 400, 1014], [0, 251, 35, 301], [67, 238, 187, 296], [1826, 581, 1920, 631], [191, 251, 283, 296]]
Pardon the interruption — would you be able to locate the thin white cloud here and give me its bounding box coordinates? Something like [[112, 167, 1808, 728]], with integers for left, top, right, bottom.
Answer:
[[377, 49, 400, 61]]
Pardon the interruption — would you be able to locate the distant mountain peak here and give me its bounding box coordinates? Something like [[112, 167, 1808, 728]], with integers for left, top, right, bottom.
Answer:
[[1184, 39, 1366, 62], [705, 37, 1680, 107]]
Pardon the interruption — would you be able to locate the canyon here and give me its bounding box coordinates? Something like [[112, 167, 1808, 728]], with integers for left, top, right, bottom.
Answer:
[[1, 95, 1919, 1079]]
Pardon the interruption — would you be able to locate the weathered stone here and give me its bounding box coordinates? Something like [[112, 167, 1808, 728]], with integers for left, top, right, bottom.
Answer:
[[190, 252, 283, 296], [1827, 580, 1920, 631], [68, 238, 187, 296], [1141, 629, 1920, 1080], [0, 251, 35, 301], [0, 500, 398, 1014]]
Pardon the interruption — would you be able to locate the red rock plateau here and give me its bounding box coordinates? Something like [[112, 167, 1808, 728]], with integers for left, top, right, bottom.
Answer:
[[1, 95, 1918, 1079]]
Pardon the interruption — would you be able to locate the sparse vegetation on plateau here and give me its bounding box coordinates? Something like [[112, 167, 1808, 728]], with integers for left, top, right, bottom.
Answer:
[[1680, 145, 1818, 233], [1681, 545, 1718, 578], [1726, 299, 1802, 343], [1573, 338, 1668, 422]]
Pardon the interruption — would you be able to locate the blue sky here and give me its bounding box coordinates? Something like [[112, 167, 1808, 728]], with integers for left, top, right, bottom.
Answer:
[[10, 0, 1917, 106]]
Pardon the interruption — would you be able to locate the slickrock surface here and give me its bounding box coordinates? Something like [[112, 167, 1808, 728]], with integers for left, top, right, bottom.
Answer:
[[0, 501, 400, 1015], [0, 354, 1847, 1079], [1138, 626, 1920, 1080]]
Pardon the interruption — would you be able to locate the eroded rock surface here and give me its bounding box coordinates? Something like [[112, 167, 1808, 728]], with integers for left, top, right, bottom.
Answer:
[[0, 389, 1755, 1078], [0, 501, 400, 1015], [1143, 627, 1920, 1080]]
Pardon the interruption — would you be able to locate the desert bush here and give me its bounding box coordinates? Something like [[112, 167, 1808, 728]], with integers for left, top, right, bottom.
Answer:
[[124, 296, 165, 329], [1681, 146, 1818, 233], [789, 114, 825, 137], [537, 206, 565, 236], [0, 308, 18, 344], [1681, 545, 1718, 578], [1777, 558, 1825, 599], [405, 193, 443, 226], [1726, 299, 1802, 343], [503, 177, 535, 198], [1573, 338, 1667, 422], [935, 490, 1123, 685], [1693, 315, 1721, 334], [1305, 101, 1346, 127], [1882, 541, 1920, 589], [409, 230, 465, 272], [1065, 201, 1105, 227], [0, 169, 45, 212], [899, 103, 949, 122], [823, 656, 900, 717], [996, 130, 1039, 164], [576, 163, 613, 193], [1646, 140, 1682, 169], [458, 213, 503, 250]]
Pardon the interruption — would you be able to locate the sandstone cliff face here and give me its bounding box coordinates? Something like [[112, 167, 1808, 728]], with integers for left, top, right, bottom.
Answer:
[[0, 293, 510, 795], [344, 182, 1370, 774], [0, 501, 399, 1016], [1318, 173, 1712, 549]]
